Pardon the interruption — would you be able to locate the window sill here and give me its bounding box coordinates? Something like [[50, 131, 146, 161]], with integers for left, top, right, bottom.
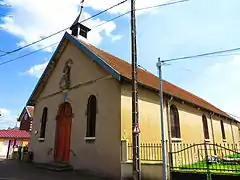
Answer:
[[84, 137, 96, 140], [223, 139, 227, 142], [171, 138, 182, 142], [38, 138, 45, 142], [204, 139, 210, 143], [85, 137, 96, 144]]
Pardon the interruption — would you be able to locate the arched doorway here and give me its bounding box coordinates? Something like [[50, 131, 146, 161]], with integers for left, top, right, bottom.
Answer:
[[54, 102, 73, 162]]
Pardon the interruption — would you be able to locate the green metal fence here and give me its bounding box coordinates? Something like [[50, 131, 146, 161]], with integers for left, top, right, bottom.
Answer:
[[170, 143, 240, 179]]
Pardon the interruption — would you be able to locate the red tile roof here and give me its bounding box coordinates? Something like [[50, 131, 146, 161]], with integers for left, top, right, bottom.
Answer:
[[26, 106, 34, 118], [0, 130, 30, 138], [26, 33, 234, 121], [78, 39, 232, 120]]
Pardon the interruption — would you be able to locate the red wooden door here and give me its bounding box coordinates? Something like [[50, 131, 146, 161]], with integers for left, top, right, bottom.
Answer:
[[54, 102, 73, 162]]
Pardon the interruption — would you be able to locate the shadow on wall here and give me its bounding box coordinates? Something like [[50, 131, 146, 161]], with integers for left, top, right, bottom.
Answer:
[[121, 83, 160, 105]]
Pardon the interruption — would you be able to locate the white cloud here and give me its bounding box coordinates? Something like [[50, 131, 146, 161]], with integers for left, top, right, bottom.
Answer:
[[84, 0, 169, 15], [111, 34, 123, 42], [0, 0, 125, 52], [26, 61, 48, 78], [0, 108, 18, 129], [189, 55, 240, 119]]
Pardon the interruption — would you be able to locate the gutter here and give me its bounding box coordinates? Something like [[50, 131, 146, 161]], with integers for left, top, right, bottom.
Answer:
[[121, 76, 236, 122], [230, 120, 236, 146]]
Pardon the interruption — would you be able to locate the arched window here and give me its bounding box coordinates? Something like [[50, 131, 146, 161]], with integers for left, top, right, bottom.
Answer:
[[170, 105, 181, 138], [220, 120, 226, 140], [202, 114, 209, 139], [40, 107, 48, 139], [86, 95, 97, 137]]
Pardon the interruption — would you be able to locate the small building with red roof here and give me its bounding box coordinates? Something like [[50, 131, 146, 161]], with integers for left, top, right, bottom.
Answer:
[[0, 129, 30, 159]]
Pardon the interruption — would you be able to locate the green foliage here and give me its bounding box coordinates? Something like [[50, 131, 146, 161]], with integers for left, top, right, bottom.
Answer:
[[175, 160, 240, 175], [227, 153, 240, 158]]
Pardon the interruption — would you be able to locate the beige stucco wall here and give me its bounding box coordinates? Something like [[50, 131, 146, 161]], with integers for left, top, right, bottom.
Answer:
[[121, 83, 168, 143], [0, 139, 29, 146], [213, 116, 240, 144], [30, 41, 121, 178], [0, 140, 3, 154], [0, 138, 29, 158], [121, 162, 163, 180], [121, 83, 239, 146]]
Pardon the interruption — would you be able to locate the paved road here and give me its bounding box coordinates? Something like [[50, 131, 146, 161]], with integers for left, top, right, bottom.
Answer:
[[0, 159, 113, 180]]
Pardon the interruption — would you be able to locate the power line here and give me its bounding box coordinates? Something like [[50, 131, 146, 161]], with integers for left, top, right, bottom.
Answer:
[[94, 11, 129, 28], [0, 0, 187, 58], [0, 0, 189, 67], [0, 0, 128, 58], [137, 0, 189, 11], [0, 49, 8, 53], [0, 42, 59, 67], [94, 0, 189, 28], [0, 13, 13, 18], [162, 46, 240, 63], [228, 113, 240, 119]]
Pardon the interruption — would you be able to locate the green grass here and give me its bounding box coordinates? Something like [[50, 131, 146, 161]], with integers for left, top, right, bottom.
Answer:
[[174, 161, 240, 175], [227, 153, 240, 158]]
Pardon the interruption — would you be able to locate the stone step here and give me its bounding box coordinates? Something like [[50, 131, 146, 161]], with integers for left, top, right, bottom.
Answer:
[[36, 162, 73, 172]]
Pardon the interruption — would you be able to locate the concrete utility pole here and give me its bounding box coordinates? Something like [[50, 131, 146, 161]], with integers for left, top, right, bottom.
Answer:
[[156, 58, 168, 180], [131, 0, 141, 179]]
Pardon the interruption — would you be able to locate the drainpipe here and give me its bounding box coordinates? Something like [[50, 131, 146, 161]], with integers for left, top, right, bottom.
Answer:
[[166, 96, 173, 149], [166, 96, 173, 180], [230, 120, 236, 147], [210, 112, 216, 155]]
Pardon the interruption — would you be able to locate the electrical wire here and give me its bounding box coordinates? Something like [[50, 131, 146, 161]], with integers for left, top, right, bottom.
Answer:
[[162, 47, 240, 63], [0, 49, 7, 53], [94, 0, 189, 28], [94, 11, 129, 28], [0, 42, 59, 66], [228, 113, 240, 121], [0, 0, 189, 67], [0, 0, 128, 58], [0, 13, 12, 18], [137, 0, 189, 11]]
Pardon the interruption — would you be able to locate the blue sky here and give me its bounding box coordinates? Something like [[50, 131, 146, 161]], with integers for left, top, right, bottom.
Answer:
[[0, 0, 239, 129]]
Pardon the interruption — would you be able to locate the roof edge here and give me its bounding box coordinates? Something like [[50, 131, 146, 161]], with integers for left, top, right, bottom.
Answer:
[[17, 107, 26, 122], [65, 33, 121, 81], [121, 76, 236, 122], [26, 33, 69, 106], [26, 32, 121, 106], [25, 106, 33, 118]]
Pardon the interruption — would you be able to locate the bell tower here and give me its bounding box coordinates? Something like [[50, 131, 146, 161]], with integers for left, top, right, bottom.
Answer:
[[70, 0, 91, 38]]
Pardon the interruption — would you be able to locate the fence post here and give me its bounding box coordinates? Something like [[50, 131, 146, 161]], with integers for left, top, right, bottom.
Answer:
[[121, 139, 129, 162], [169, 151, 173, 169], [204, 142, 211, 180]]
